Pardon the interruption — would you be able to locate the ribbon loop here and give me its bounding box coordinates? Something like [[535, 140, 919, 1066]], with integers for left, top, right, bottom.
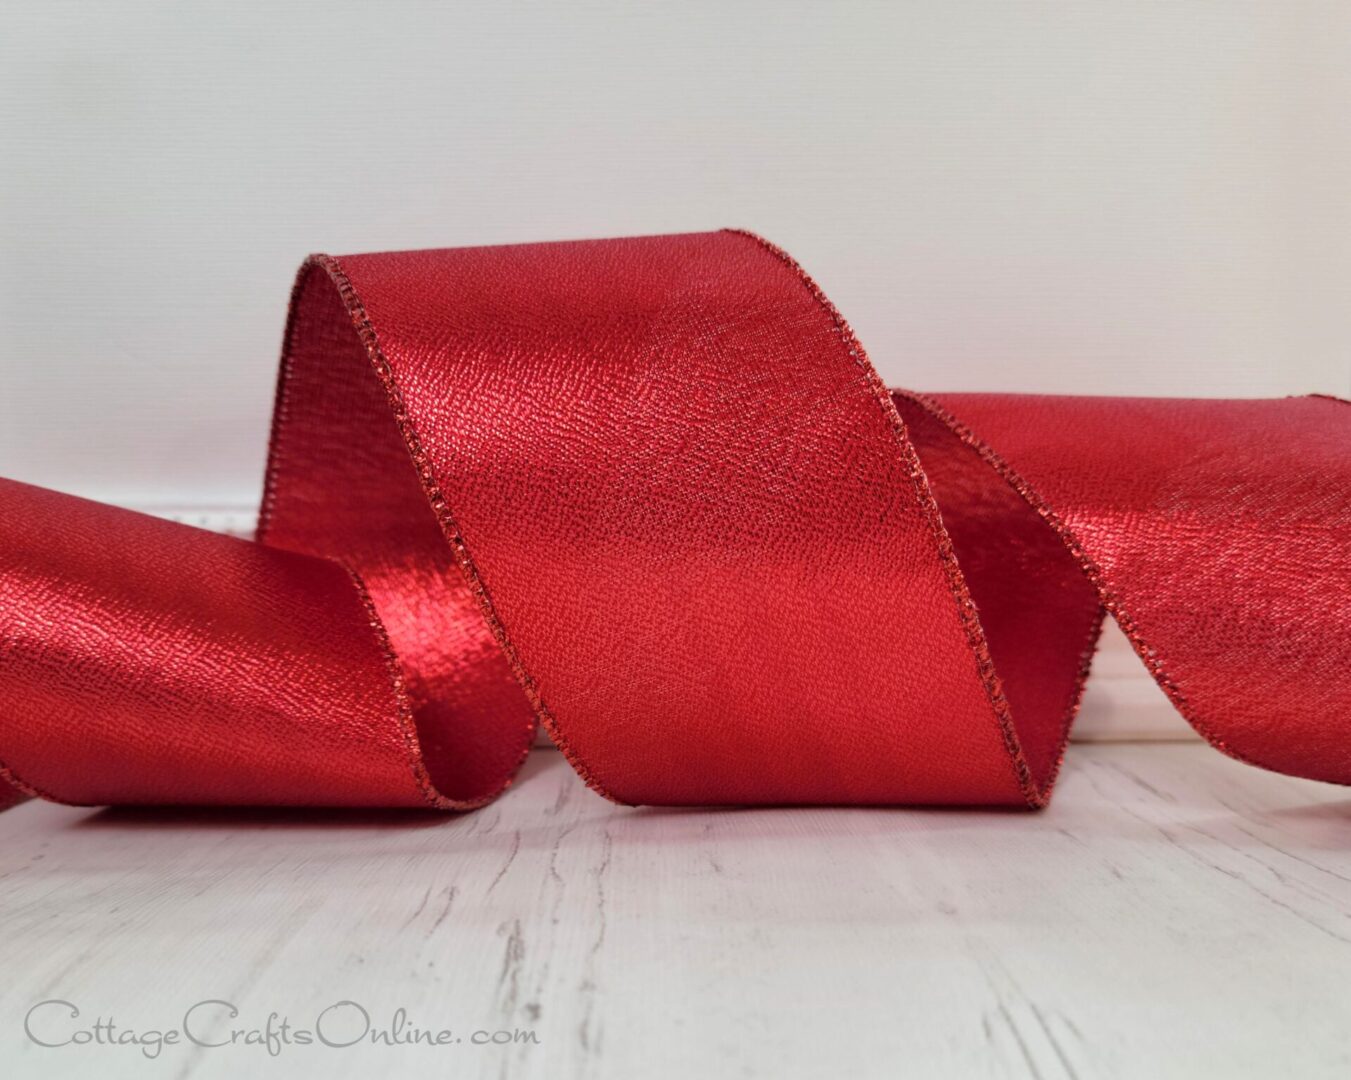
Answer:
[[1, 231, 1347, 810]]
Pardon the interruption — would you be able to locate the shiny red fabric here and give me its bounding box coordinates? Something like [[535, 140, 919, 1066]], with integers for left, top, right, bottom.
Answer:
[[1, 231, 1347, 811]]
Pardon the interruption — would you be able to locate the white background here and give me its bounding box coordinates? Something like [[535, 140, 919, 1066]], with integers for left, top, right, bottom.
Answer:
[[3, 12, 1349, 1071], [2, 0, 1347, 511]]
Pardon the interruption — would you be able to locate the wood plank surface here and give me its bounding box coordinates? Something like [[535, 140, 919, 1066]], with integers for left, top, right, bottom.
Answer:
[[2, 743, 1348, 1079]]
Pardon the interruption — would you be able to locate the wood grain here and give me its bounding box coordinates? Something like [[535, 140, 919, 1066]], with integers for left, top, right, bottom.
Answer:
[[2, 744, 1348, 1079]]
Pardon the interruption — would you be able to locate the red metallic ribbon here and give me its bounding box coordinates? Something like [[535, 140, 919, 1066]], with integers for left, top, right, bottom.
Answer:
[[1, 231, 1348, 811]]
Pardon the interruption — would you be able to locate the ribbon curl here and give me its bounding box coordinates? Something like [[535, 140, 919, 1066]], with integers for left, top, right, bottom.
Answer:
[[1, 231, 1347, 811]]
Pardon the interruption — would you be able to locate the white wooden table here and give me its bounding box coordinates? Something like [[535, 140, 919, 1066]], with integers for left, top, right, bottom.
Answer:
[[2, 743, 1348, 1079]]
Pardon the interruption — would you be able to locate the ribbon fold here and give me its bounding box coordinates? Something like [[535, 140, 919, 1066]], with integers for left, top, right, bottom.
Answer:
[[1, 231, 1347, 811]]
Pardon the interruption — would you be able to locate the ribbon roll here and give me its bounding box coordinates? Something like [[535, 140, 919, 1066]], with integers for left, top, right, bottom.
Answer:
[[1, 231, 1347, 811]]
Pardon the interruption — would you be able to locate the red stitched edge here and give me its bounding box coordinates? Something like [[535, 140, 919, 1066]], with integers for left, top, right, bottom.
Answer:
[[0, 757, 60, 806], [337, 563, 471, 811], [283, 256, 622, 808], [724, 229, 1043, 808], [893, 389, 1281, 777]]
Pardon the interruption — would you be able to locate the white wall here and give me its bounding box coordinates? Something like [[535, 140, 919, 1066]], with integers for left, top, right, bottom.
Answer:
[[2, 0, 1347, 509]]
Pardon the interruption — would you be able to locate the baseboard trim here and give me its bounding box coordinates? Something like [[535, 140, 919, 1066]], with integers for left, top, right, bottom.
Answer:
[[138, 505, 257, 538]]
